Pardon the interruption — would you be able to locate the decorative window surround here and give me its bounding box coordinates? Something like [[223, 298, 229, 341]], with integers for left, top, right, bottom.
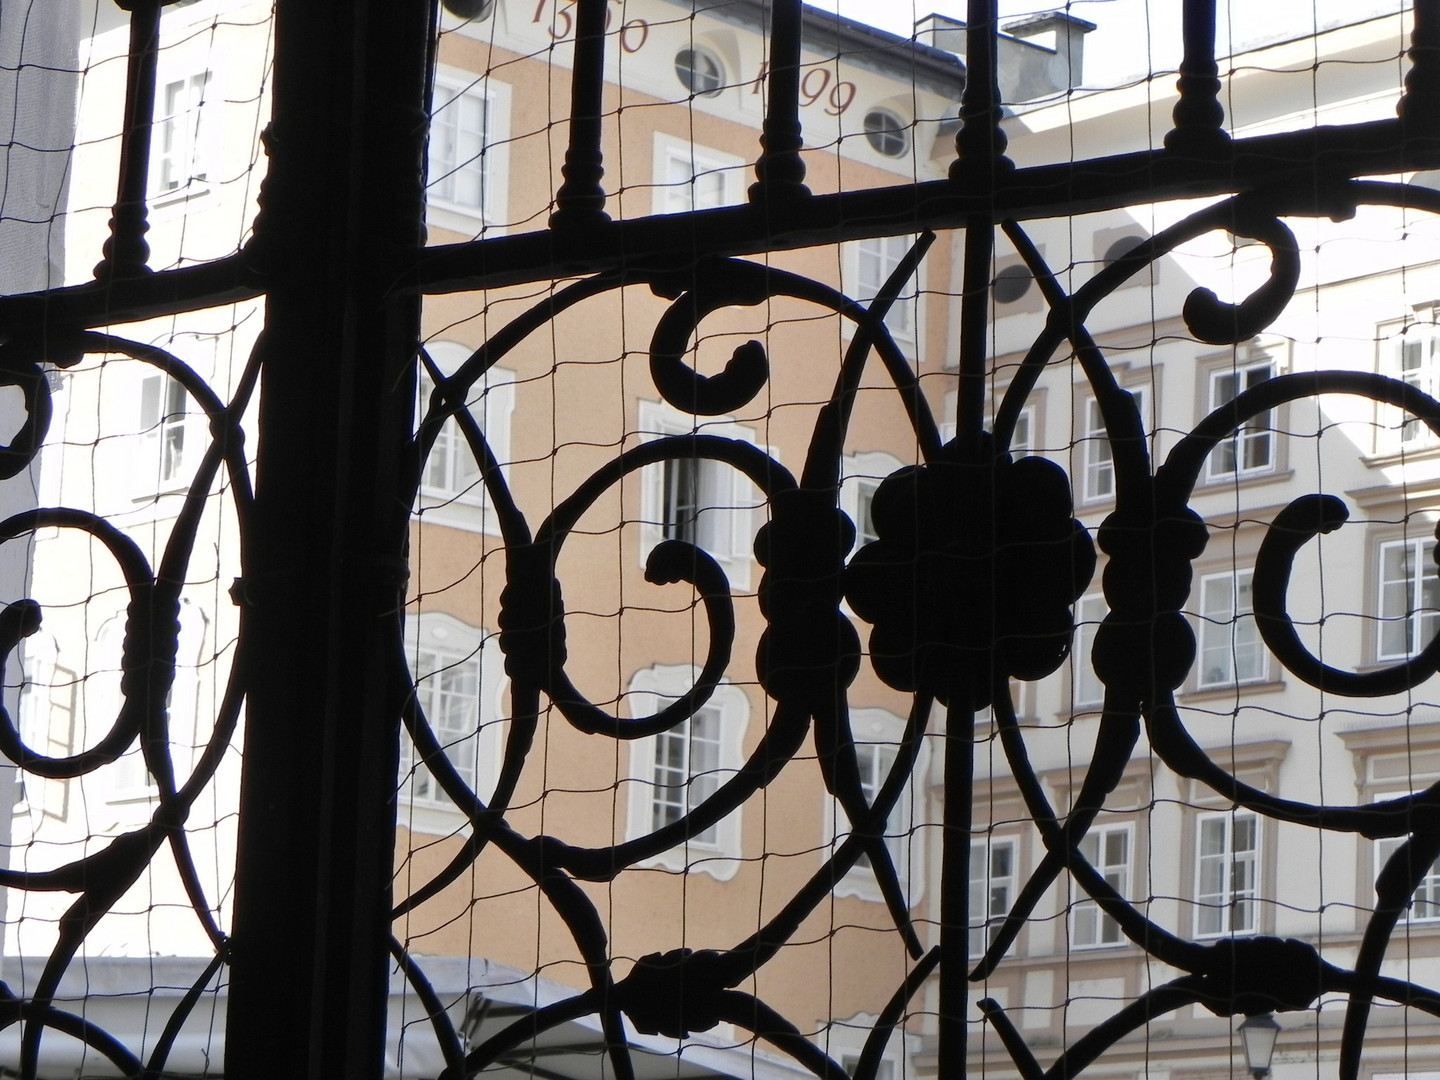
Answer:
[[1080, 384, 1150, 505], [1204, 357, 1277, 483], [847, 234, 921, 347], [822, 707, 927, 904], [152, 70, 212, 202], [398, 611, 507, 835], [625, 665, 748, 880], [427, 70, 510, 235], [637, 401, 761, 590], [415, 340, 515, 536], [1194, 569, 1267, 690], [969, 835, 1017, 958], [653, 136, 743, 215], [1376, 535, 1440, 663]]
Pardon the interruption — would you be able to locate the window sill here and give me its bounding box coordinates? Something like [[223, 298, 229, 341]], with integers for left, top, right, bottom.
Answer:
[[634, 844, 742, 882], [426, 202, 501, 239], [414, 495, 500, 536], [1181, 678, 1284, 703], [151, 184, 213, 212], [1367, 442, 1440, 467], [1191, 467, 1294, 496], [1068, 939, 1133, 953], [397, 800, 471, 838]]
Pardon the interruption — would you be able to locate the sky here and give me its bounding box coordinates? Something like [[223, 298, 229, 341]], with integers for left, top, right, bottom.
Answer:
[[812, 1, 1399, 87]]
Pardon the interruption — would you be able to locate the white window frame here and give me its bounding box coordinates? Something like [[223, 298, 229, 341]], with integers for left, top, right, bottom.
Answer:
[[847, 234, 921, 346], [1072, 593, 1107, 710], [969, 835, 1016, 958], [399, 611, 507, 834], [1193, 810, 1260, 938], [1081, 386, 1148, 504], [427, 69, 510, 234], [653, 135, 743, 215], [625, 665, 748, 881], [1195, 569, 1267, 689], [840, 450, 905, 556], [1376, 832, 1440, 924], [821, 1012, 914, 1080], [1384, 315, 1440, 450], [152, 70, 213, 200], [637, 401, 760, 590], [1070, 822, 1132, 949], [821, 708, 927, 905], [1205, 358, 1275, 481], [415, 341, 515, 536], [138, 370, 191, 493], [1377, 536, 1440, 662]]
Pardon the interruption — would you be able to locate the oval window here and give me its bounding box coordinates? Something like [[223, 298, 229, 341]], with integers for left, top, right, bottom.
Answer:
[[993, 264, 1033, 304], [675, 48, 724, 97], [863, 109, 909, 158]]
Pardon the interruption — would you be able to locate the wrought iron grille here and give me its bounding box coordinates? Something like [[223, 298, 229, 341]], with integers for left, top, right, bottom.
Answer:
[[0, 1, 1439, 1078]]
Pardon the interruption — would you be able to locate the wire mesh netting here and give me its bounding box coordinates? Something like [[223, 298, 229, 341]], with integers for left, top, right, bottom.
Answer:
[[1, 1, 1440, 1078]]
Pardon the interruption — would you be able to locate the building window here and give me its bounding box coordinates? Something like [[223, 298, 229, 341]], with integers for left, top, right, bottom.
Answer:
[[855, 234, 918, 343], [139, 372, 188, 487], [1377, 537, 1440, 662], [650, 706, 723, 845], [993, 264, 1033, 305], [1194, 811, 1260, 937], [399, 613, 503, 817], [638, 402, 759, 587], [429, 77, 492, 215], [658, 142, 740, 214], [626, 665, 749, 880], [841, 451, 904, 556], [1081, 387, 1148, 503], [1389, 318, 1440, 447], [1206, 359, 1275, 480], [1195, 569, 1266, 689], [969, 837, 1016, 957], [416, 341, 515, 534], [1376, 836, 1440, 923], [1010, 403, 1035, 455], [824, 708, 925, 903], [674, 47, 724, 96], [1071, 823, 1131, 948], [154, 71, 211, 196], [862, 109, 909, 158], [1072, 593, 1107, 710]]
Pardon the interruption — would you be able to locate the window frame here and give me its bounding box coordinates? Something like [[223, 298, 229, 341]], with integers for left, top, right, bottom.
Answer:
[[1203, 357, 1277, 483], [414, 340, 516, 536], [847, 234, 922, 347], [840, 450, 906, 557], [1192, 809, 1262, 938], [138, 370, 191, 493], [637, 401, 761, 590], [1069, 821, 1133, 950], [1375, 534, 1440, 663], [151, 69, 213, 202], [1071, 592, 1107, 711], [427, 69, 511, 235], [652, 135, 744, 215], [1378, 312, 1440, 454], [674, 46, 726, 97], [821, 707, 928, 905], [1079, 383, 1150, 505], [968, 834, 1018, 959], [1193, 567, 1268, 690], [625, 665, 749, 880], [398, 611, 508, 833]]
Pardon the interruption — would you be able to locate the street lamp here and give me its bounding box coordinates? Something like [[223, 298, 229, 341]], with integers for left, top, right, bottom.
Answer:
[[1237, 1013, 1282, 1080]]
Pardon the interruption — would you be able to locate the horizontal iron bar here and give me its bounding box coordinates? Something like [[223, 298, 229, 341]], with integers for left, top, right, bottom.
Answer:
[[0, 118, 1433, 335]]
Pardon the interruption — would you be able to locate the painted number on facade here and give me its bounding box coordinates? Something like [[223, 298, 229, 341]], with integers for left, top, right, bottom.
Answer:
[[533, 0, 650, 53], [750, 62, 856, 115]]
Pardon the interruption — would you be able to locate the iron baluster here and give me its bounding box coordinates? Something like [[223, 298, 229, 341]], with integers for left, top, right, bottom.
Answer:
[[1165, 0, 1230, 156], [749, 0, 809, 204], [550, 0, 611, 228]]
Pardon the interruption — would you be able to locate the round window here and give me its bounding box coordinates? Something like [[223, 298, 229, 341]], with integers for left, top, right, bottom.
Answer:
[[993, 264, 1033, 304], [441, 0, 494, 17], [1103, 235, 1144, 267], [675, 48, 724, 97], [863, 109, 909, 158]]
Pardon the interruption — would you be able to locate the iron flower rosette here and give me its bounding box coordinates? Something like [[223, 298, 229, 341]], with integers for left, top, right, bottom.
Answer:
[[844, 436, 1096, 708]]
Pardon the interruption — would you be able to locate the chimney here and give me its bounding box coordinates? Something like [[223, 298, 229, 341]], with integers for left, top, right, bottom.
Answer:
[[1001, 11, 1095, 93]]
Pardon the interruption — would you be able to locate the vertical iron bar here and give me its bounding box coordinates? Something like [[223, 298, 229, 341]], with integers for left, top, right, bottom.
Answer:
[[938, 703, 975, 1078], [951, 0, 1009, 454], [224, 0, 429, 1074], [1401, 1, 1440, 131], [748, 0, 809, 204], [1164, 0, 1229, 155], [95, 0, 161, 280], [550, 0, 610, 228]]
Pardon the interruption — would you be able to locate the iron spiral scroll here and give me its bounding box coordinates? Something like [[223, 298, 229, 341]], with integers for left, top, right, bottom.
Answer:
[[391, 183, 1440, 1079]]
